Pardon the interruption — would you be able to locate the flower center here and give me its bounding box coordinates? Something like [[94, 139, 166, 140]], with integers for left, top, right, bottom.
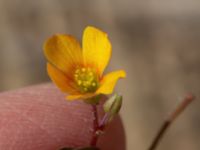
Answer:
[[74, 67, 99, 93]]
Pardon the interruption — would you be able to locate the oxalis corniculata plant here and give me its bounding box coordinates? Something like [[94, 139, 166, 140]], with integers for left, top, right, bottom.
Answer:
[[43, 26, 195, 150], [43, 26, 126, 150]]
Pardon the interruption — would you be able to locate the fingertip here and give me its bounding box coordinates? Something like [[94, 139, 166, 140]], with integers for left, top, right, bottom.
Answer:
[[0, 83, 125, 150]]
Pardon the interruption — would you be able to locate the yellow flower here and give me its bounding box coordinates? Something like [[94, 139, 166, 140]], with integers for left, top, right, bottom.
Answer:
[[44, 26, 126, 101]]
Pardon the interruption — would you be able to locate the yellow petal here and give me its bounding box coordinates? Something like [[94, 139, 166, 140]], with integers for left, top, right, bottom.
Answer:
[[47, 63, 78, 94], [83, 26, 112, 76], [66, 93, 96, 101], [96, 70, 126, 94], [44, 34, 83, 74]]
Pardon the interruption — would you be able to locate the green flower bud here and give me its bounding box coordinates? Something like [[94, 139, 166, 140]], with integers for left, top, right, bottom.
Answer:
[[103, 94, 123, 115]]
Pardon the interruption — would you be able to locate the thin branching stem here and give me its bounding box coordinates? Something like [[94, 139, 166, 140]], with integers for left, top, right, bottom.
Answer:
[[148, 94, 195, 150], [90, 105, 99, 146]]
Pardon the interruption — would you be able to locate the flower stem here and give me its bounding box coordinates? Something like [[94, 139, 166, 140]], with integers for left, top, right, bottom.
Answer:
[[90, 104, 99, 146], [148, 94, 195, 150], [99, 113, 109, 130]]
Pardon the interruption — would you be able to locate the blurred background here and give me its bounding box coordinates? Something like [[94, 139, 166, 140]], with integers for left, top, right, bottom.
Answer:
[[0, 0, 200, 149]]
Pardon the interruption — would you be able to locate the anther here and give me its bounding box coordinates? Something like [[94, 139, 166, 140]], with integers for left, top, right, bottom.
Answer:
[[92, 82, 96, 87], [74, 74, 78, 78], [81, 68, 86, 72], [88, 72, 93, 76], [77, 80, 82, 85], [74, 67, 99, 93], [83, 87, 88, 92]]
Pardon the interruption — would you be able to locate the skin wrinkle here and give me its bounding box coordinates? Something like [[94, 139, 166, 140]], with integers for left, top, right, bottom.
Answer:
[[0, 110, 27, 149], [0, 113, 54, 149], [0, 101, 61, 147], [0, 95, 62, 144], [0, 113, 15, 148]]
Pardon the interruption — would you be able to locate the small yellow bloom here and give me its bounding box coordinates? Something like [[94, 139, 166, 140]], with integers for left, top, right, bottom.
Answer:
[[44, 26, 126, 100]]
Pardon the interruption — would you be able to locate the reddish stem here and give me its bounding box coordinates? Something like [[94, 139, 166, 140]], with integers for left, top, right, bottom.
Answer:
[[99, 113, 109, 130], [148, 94, 195, 150], [90, 104, 109, 147], [90, 105, 99, 146]]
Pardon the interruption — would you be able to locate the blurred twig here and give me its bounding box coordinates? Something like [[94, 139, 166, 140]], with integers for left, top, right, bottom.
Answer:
[[148, 94, 195, 150]]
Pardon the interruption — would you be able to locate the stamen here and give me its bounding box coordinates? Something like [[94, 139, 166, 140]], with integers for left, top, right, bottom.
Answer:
[[89, 72, 93, 76], [92, 82, 96, 87], [83, 87, 88, 92], [74, 67, 99, 93], [74, 74, 78, 79], [77, 80, 82, 85], [81, 68, 86, 72]]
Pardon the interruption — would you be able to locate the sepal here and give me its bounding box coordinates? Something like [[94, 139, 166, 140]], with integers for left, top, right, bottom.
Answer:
[[103, 94, 122, 115]]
